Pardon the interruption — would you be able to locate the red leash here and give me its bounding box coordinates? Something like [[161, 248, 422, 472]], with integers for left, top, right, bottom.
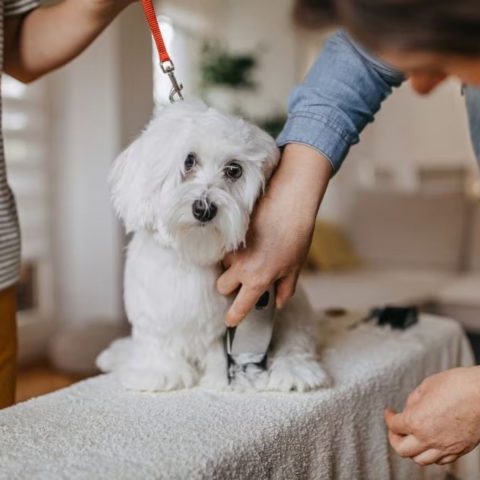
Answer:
[[141, 0, 184, 102]]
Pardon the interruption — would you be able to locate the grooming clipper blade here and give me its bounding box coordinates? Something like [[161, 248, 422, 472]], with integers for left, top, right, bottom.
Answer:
[[225, 286, 276, 382]]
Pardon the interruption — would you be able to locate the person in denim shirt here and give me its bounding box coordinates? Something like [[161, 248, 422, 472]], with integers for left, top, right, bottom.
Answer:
[[218, 0, 480, 467]]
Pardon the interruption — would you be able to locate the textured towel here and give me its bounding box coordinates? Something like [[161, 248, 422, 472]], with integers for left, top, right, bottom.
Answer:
[[1, 314, 478, 480]]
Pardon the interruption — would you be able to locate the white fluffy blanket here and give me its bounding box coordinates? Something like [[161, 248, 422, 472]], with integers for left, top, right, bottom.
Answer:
[[1, 314, 478, 479]]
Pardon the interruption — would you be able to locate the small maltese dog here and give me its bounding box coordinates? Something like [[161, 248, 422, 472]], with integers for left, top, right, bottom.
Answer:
[[97, 101, 330, 392]]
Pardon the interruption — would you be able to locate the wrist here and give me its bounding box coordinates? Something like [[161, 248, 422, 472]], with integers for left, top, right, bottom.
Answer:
[[270, 143, 332, 219], [280, 143, 333, 177]]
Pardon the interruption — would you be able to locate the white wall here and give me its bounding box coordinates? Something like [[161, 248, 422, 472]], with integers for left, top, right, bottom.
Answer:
[[322, 81, 477, 224], [357, 80, 476, 170], [225, 0, 298, 118]]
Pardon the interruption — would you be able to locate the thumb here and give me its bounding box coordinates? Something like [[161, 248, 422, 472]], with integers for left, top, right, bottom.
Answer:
[[275, 273, 298, 309], [384, 408, 397, 423]]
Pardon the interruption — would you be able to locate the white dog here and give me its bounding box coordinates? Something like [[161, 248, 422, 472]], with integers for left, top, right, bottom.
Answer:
[[97, 101, 330, 392]]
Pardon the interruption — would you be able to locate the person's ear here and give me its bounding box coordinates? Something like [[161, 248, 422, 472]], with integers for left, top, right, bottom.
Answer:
[[409, 72, 447, 95]]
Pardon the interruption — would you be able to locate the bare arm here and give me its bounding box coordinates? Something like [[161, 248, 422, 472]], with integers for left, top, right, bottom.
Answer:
[[4, 0, 135, 82]]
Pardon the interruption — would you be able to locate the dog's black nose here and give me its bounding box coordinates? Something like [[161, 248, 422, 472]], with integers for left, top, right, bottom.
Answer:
[[192, 199, 217, 222]]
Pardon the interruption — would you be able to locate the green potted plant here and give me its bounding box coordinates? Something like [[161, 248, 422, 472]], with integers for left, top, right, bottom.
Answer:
[[199, 41, 258, 111]]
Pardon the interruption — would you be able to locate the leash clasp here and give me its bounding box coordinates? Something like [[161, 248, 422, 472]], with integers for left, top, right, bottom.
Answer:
[[161, 60, 184, 104]]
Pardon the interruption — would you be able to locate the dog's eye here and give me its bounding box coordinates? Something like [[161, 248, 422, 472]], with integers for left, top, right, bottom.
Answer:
[[224, 161, 243, 181], [184, 153, 197, 172]]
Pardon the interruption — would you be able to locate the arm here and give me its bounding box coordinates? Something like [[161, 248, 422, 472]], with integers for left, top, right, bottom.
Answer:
[[4, 0, 135, 83], [277, 30, 405, 172], [219, 143, 331, 325], [218, 31, 405, 326]]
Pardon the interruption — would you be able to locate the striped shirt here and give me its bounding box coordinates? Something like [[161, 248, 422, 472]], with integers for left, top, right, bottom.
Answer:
[[0, 0, 39, 291]]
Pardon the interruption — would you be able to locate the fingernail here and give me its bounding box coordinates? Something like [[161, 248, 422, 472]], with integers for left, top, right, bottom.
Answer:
[[225, 316, 237, 327]]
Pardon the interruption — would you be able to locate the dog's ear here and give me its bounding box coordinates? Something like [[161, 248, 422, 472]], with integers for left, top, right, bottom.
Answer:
[[109, 107, 190, 232], [109, 137, 157, 233], [248, 126, 280, 182]]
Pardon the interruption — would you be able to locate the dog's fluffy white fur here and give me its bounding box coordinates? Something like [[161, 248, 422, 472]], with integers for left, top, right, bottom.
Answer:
[[97, 101, 330, 392]]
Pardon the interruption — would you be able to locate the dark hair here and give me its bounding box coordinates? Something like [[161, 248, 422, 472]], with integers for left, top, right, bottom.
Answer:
[[294, 0, 480, 56]]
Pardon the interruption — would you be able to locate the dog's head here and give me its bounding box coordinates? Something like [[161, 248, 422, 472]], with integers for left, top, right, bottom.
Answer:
[[110, 101, 279, 265]]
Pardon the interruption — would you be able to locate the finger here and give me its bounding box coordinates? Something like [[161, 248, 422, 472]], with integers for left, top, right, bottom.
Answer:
[[221, 251, 236, 269], [225, 285, 264, 327], [385, 409, 410, 435], [413, 449, 444, 466], [436, 454, 459, 465], [217, 268, 241, 296], [275, 273, 298, 309], [388, 432, 425, 458], [388, 430, 405, 451], [384, 408, 397, 422]]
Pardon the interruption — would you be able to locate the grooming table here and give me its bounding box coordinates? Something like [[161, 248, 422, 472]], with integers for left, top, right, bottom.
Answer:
[[1, 314, 479, 480]]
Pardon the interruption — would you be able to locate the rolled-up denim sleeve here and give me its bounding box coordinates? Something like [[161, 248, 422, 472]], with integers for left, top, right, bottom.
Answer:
[[277, 30, 405, 172]]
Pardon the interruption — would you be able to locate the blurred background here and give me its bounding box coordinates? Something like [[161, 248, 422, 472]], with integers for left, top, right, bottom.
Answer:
[[5, 0, 480, 400]]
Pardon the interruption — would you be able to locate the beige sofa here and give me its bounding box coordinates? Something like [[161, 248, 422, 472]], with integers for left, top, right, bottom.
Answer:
[[300, 188, 480, 333], [435, 205, 480, 332]]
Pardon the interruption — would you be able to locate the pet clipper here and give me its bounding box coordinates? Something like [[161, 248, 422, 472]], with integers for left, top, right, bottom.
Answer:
[[225, 285, 276, 382]]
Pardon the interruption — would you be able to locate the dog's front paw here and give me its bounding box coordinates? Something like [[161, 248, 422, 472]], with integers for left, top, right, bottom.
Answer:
[[230, 364, 269, 392], [267, 355, 331, 392], [200, 370, 230, 391], [96, 337, 132, 372], [117, 364, 198, 392]]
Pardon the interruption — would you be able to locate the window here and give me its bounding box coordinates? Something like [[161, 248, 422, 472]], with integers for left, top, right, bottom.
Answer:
[[2, 74, 54, 360], [3, 75, 50, 261]]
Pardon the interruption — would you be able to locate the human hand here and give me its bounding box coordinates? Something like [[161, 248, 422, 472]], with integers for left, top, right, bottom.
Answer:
[[217, 143, 332, 326], [385, 367, 480, 466]]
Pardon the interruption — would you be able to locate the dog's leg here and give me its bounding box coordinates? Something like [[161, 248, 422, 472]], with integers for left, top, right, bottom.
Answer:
[[199, 338, 230, 390], [116, 335, 199, 392], [267, 289, 331, 392]]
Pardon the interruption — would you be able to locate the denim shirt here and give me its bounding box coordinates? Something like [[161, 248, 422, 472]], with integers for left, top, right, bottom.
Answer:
[[277, 30, 480, 173]]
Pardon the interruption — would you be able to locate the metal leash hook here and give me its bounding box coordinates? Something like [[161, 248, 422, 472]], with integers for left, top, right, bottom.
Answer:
[[141, 0, 184, 104], [161, 60, 184, 104]]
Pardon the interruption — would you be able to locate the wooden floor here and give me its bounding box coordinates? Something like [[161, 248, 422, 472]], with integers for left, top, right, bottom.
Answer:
[[16, 361, 85, 404]]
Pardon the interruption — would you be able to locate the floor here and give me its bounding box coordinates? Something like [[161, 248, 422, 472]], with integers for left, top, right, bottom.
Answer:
[[16, 361, 84, 404]]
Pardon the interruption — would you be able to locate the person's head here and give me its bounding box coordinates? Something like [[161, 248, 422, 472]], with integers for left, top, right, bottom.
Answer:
[[294, 0, 480, 94]]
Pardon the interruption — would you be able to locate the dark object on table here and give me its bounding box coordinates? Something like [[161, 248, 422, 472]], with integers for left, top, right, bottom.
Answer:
[[372, 306, 419, 330]]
